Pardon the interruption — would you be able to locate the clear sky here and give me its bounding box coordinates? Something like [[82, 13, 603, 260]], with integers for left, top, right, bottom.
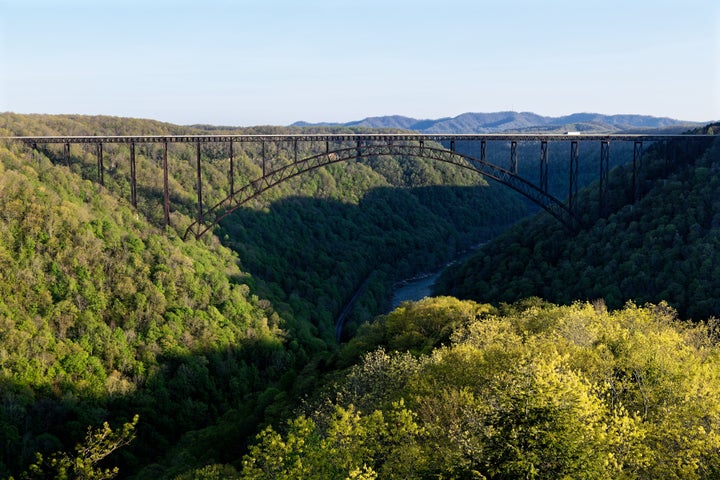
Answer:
[[1, 0, 718, 126]]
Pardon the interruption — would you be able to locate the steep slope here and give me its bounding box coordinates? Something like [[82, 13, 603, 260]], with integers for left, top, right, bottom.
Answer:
[[436, 125, 720, 319], [0, 140, 290, 478], [5, 114, 531, 341], [0, 113, 530, 477]]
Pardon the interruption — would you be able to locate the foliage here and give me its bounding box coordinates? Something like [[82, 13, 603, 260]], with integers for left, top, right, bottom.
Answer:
[[239, 298, 720, 479], [238, 401, 426, 480], [0, 137, 288, 477], [336, 296, 495, 365], [16, 415, 138, 480]]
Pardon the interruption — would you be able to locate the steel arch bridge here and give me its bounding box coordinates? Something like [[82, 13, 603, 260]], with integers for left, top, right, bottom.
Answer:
[[186, 139, 579, 238], [6, 133, 713, 239]]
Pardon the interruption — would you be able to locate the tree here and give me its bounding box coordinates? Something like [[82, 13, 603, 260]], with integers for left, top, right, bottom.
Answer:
[[17, 415, 138, 480], [239, 401, 426, 479]]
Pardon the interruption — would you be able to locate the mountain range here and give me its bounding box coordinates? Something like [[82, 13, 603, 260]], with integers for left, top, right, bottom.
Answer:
[[292, 111, 704, 134]]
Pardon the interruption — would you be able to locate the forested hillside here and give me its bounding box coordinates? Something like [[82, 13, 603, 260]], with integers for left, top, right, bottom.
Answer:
[[0, 136, 290, 478], [437, 125, 720, 320], [2, 114, 528, 341], [3, 113, 717, 479], [0, 113, 527, 478], [294, 111, 702, 134], [195, 297, 720, 479]]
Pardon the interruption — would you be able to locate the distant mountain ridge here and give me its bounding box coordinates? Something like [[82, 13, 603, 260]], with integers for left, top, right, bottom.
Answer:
[[292, 111, 703, 134]]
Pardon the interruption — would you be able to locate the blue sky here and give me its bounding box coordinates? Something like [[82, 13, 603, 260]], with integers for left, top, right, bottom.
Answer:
[[1, 0, 718, 126]]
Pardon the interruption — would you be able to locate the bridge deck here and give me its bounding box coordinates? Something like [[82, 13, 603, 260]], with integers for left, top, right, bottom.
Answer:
[[3, 133, 712, 144]]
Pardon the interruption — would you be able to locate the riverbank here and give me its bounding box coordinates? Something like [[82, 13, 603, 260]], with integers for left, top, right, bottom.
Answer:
[[336, 242, 489, 342], [389, 242, 487, 310], [390, 272, 442, 310]]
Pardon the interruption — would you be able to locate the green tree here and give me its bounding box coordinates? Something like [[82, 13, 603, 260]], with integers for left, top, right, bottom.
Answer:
[[17, 415, 138, 480], [239, 401, 425, 479]]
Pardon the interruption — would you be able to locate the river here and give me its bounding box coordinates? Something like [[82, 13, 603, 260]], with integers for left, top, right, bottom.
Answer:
[[389, 242, 486, 310], [335, 243, 486, 341], [390, 272, 442, 309]]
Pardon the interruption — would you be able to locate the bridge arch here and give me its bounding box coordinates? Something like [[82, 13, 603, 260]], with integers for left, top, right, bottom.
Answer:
[[183, 142, 579, 239]]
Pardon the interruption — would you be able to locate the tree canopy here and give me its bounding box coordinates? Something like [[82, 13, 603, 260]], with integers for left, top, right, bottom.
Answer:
[[231, 298, 720, 479]]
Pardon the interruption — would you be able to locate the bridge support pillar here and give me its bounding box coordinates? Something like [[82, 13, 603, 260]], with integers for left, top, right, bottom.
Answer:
[[229, 140, 234, 198], [262, 141, 266, 177], [64, 142, 70, 166], [540, 141, 548, 193], [569, 141, 579, 213], [632, 141, 643, 203], [599, 141, 610, 216], [510, 141, 518, 174], [163, 141, 170, 226], [96, 143, 104, 186], [130, 142, 137, 208], [480, 140, 486, 162], [196, 142, 203, 226]]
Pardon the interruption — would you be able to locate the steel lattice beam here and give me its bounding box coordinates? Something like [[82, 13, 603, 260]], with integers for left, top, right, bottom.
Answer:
[[510, 141, 518, 174], [569, 141, 579, 213], [540, 141, 549, 193], [632, 141, 643, 203], [599, 141, 610, 216], [6, 133, 709, 146]]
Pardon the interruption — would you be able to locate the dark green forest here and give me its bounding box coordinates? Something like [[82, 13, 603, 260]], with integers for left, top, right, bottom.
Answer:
[[437, 124, 720, 320], [1, 113, 719, 479]]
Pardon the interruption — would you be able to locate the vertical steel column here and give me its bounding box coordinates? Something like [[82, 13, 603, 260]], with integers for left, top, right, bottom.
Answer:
[[294, 138, 299, 164], [262, 141, 266, 177], [450, 139, 456, 152], [510, 141, 518, 174], [163, 140, 170, 226], [357, 139, 362, 158], [480, 140, 487, 162], [632, 141, 643, 203], [540, 141, 549, 193], [196, 142, 203, 226], [599, 141, 610, 216], [64, 142, 70, 166], [96, 143, 104, 186], [130, 142, 137, 208], [569, 141, 579, 213], [228, 140, 234, 198]]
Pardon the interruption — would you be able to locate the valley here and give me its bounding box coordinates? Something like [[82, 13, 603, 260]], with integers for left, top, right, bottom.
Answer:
[[0, 113, 718, 479]]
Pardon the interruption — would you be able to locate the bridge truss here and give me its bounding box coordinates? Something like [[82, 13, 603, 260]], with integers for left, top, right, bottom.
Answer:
[[6, 133, 713, 239]]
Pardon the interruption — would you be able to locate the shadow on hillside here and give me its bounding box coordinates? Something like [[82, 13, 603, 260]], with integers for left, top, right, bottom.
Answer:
[[0, 182, 527, 480], [216, 184, 528, 341], [0, 334, 302, 479]]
